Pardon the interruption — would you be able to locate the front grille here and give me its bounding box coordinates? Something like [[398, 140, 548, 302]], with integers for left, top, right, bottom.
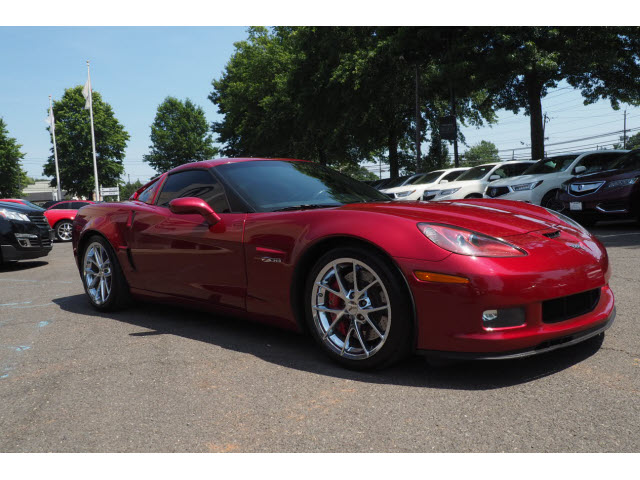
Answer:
[[542, 288, 601, 324], [487, 186, 510, 198], [28, 213, 49, 227], [569, 181, 604, 196], [28, 213, 53, 248], [422, 192, 437, 201]]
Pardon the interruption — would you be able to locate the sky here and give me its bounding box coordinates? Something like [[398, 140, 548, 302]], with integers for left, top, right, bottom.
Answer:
[[0, 26, 248, 183], [1, 26, 639, 183]]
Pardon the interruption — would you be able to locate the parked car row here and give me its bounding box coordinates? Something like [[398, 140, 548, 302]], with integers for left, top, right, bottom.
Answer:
[[0, 198, 93, 241], [378, 149, 638, 226]]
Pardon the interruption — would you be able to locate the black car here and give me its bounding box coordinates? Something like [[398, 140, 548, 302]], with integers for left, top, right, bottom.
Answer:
[[0, 201, 54, 265]]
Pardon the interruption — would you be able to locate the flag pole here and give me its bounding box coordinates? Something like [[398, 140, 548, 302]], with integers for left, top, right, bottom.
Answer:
[[48, 95, 63, 201], [86, 60, 100, 201]]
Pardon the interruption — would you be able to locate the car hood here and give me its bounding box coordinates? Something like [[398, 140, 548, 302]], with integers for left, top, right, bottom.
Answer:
[[428, 179, 478, 191], [0, 201, 43, 215], [489, 173, 551, 186], [569, 167, 640, 183], [383, 181, 440, 194], [340, 199, 568, 238]]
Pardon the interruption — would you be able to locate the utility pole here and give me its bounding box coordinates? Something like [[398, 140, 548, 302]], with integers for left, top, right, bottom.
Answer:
[[415, 64, 421, 172], [623, 110, 627, 149]]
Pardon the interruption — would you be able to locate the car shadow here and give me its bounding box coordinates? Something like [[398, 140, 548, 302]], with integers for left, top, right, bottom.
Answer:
[[0, 260, 49, 272], [52, 294, 604, 391]]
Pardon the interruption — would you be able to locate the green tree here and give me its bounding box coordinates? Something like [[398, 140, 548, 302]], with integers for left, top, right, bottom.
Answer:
[[43, 86, 129, 199], [614, 132, 640, 150], [0, 118, 27, 198], [476, 27, 640, 159], [462, 140, 500, 166], [144, 97, 218, 173], [120, 179, 143, 200]]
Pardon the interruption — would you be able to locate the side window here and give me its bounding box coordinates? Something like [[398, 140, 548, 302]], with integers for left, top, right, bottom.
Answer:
[[492, 166, 508, 179], [511, 163, 532, 176], [442, 170, 463, 182], [577, 154, 619, 174], [51, 202, 69, 209], [156, 170, 231, 213], [137, 179, 160, 204], [72, 202, 89, 209]]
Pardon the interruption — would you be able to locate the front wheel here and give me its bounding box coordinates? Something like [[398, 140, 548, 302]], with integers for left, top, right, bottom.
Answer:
[[305, 247, 413, 370], [81, 236, 131, 311], [541, 189, 563, 211], [55, 220, 73, 242]]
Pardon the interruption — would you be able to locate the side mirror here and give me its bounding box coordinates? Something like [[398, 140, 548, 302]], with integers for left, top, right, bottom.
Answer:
[[439, 179, 449, 184], [574, 165, 587, 174], [169, 197, 221, 225], [489, 175, 500, 181]]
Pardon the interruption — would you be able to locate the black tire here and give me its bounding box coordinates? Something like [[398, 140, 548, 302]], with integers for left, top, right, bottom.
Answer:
[[304, 247, 413, 370], [54, 220, 74, 242], [464, 193, 483, 199], [540, 190, 563, 211], [80, 235, 131, 311]]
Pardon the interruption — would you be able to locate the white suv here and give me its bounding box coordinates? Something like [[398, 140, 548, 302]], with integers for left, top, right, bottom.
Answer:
[[484, 150, 629, 209], [425, 161, 534, 201], [383, 168, 469, 200]]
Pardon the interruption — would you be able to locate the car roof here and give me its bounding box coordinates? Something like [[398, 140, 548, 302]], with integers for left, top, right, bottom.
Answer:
[[169, 157, 309, 174]]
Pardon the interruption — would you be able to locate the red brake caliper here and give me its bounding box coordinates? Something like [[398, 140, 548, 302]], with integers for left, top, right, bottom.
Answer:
[[326, 279, 348, 336]]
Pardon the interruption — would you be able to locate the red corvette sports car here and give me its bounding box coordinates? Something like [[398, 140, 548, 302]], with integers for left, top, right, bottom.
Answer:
[[72, 158, 615, 369]]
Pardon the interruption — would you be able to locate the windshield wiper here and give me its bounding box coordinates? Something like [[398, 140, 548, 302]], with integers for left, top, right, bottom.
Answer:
[[273, 204, 339, 212]]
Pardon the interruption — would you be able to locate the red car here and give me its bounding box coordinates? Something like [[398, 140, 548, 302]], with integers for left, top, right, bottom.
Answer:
[[71, 158, 614, 369], [44, 200, 94, 241]]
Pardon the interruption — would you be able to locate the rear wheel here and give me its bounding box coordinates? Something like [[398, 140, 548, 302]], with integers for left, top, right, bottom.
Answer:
[[55, 220, 73, 242], [305, 247, 412, 370], [81, 236, 131, 311]]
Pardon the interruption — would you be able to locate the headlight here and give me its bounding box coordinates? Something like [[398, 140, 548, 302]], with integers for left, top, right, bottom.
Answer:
[[545, 208, 589, 235], [394, 189, 416, 198], [604, 177, 638, 189], [510, 180, 543, 191], [440, 187, 461, 196], [0, 208, 30, 222], [417, 223, 527, 257]]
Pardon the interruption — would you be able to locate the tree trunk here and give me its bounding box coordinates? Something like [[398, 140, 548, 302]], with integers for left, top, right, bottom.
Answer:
[[317, 146, 327, 166], [526, 75, 545, 160], [388, 128, 399, 179]]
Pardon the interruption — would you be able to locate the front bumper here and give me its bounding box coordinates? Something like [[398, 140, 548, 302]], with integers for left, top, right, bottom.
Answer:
[[0, 219, 54, 263], [558, 185, 639, 220], [395, 248, 613, 357]]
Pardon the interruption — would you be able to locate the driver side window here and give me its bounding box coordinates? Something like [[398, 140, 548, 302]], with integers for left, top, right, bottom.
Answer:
[[155, 170, 231, 213]]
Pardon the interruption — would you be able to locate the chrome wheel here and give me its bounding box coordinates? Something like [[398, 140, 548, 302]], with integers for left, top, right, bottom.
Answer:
[[83, 242, 112, 306], [311, 257, 391, 360], [57, 221, 73, 241]]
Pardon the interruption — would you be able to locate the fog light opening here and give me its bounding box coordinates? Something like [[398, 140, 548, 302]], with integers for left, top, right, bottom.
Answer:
[[483, 307, 526, 329]]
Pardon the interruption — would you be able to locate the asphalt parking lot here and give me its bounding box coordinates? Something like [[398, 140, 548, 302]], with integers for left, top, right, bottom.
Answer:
[[1, 223, 639, 453]]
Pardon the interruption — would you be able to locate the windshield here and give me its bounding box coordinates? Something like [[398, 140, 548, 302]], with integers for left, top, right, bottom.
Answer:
[[216, 160, 390, 212], [404, 171, 443, 186], [456, 165, 495, 181], [523, 155, 578, 175], [606, 150, 640, 171], [382, 176, 411, 189]]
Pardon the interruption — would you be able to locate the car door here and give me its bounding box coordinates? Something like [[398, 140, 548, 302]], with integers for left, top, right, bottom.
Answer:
[[128, 169, 247, 311]]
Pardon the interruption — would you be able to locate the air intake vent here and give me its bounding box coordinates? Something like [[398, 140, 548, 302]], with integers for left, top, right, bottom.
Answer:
[[542, 288, 600, 324], [542, 230, 561, 239]]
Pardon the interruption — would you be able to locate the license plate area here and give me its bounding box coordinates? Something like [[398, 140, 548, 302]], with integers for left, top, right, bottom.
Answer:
[[569, 202, 582, 211]]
